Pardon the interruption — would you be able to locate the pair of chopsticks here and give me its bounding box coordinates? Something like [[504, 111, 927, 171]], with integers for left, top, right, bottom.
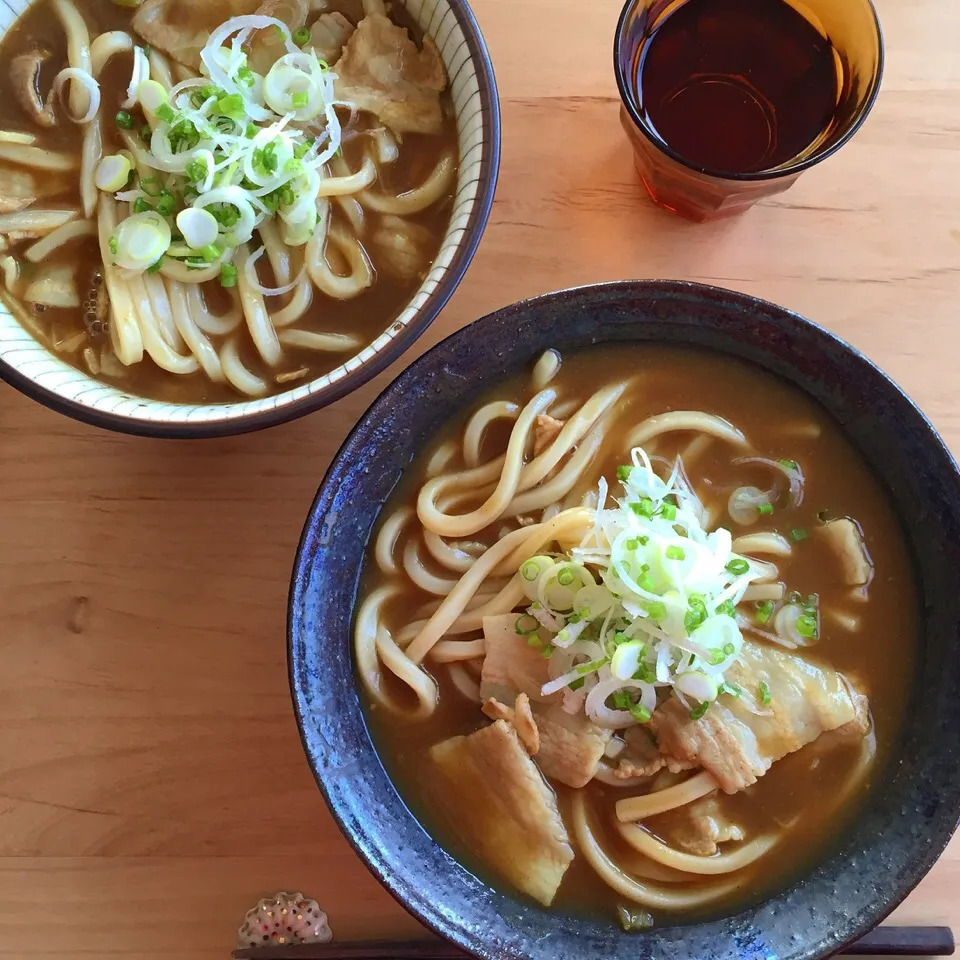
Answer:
[[233, 926, 955, 958]]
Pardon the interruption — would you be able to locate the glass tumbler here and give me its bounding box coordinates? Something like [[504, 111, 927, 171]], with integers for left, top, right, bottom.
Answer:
[[614, 0, 884, 221]]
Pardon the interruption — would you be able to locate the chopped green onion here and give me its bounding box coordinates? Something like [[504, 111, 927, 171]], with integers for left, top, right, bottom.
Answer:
[[514, 614, 539, 636], [630, 704, 652, 724], [140, 176, 162, 197], [576, 658, 608, 676], [726, 558, 750, 575], [108, 236, 119, 255], [292, 25, 311, 45], [790, 528, 808, 542], [758, 681, 772, 705], [143, 43, 152, 56], [757, 503, 774, 516], [722, 641, 735, 656], [613, 631, 632, 646], [526, 635, 542, 649], [155, 102, 175, 124], [636, 498, 655, 518], [568, 677, 585, 691], [644, 601, 666, 621], [291, 90, 309, 108], [689, 702, 710, 720], [140, 124, 152, 140], [133, 197, 153, 214], [684, 597, 707, 634], [217, 93, 246, 120], [155, 192, 175, 217], [185, 157, 209, 184], [659, 502, 677, 521], [115, 111, 134, 130], [541, 645, 554, 660], [612, 690, 632, 710], [720, 682, 741, 698], [754, 600, 774, 624], [778, 459, 798, 470], [557, 567, 575, 587], [796, 615, 818, 639], [707, 648, 726, 666], [715, 599, 736, 618], [146, 256, 164, 274], [237, 66, 256, 87], [665, 545, 685, 561], [617, 465, 632, 482], [219, 263, 238, 288], [197, 243, 221, 262], [520, 560, 539, 582]]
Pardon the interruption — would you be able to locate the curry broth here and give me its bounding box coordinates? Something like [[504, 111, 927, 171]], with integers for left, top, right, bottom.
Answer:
[[0, 0, 456, 403], [361, 345, 918, 923]]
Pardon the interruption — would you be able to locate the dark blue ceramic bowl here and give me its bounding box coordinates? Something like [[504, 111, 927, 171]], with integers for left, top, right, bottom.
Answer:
[[289, 281, 960, 960]]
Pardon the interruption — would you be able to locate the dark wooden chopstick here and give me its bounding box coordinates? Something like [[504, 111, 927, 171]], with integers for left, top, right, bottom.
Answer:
[[232, 925, 956, 959]]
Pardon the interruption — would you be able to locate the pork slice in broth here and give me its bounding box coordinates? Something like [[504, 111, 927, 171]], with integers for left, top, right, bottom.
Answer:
[[429, 720, 574, 907], [662, 795, 746, 857], [616, 725, 695, 779], [481, 614, 611, 788], [651, 642, 868, 794], [334, 14, 446, 134]]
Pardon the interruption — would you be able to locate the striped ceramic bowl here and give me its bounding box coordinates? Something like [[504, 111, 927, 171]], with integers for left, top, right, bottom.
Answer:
[[0, 0, 500, 437]]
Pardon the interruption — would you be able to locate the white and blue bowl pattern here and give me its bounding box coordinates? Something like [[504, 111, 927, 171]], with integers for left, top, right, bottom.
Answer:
[[0, 0, 500, 436]]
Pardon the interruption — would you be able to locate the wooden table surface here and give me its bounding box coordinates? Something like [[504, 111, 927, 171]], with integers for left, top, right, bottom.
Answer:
[[2, 0, 958, 957]]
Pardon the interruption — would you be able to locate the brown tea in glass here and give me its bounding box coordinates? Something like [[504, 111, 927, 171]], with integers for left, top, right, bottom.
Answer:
[[614, 0, 884, 221]]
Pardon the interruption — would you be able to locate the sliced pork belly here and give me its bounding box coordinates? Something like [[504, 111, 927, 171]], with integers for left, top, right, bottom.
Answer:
[[651, 641, 868, 793], [480, 614, 610, 788], [661, 795, 745, 856], [334, 14, 446, 134], [429, 720, 574, 906]]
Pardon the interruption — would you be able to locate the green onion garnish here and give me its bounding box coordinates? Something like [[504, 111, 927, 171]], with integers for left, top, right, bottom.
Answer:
[[514, 614, 539, 636], [292, 25, 311, 45], [758, 681, 772, 705], [796, 615, 818, 639], [723, 642, 735, 655], [660, 502, 677, 521], [612, 690, 631, 710], [520, 560, 540, 582], [631, 704, 652, 724], [644, 601, 666, 621], [526, 635, 542, 648], [707, 648, 726, 666], [291, 91, 309, 108], [617, 465, 632, 482], [576, 658, 608, 676], [140, 124, 152, 140], [790, 528, 808, 542], [146, 256, 164, 274], [721, 682, 741, 698], [155, 192, 175, 217], [665, 545, 685, 561], [726, 558, 750, 575], [541, 645, 554, 660], [568, 677, 585, 691], [754, 600, 774, 624], [757, 503, 774, 516], [115, 111, 134, 130], [219, 263, 238, 288], [217, 93, 246, 120], [133, 197, 153, 214], [557, 567, 575, 587], [689, 702, 710, 720], [108, 236, 118, 255], [715, 599, 736, 618], [155, 103, 175, 123], [778, 459, 798, 470]]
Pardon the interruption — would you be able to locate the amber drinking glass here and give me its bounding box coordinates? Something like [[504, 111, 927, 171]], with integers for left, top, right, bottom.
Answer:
[[615, 0, 884, 221]]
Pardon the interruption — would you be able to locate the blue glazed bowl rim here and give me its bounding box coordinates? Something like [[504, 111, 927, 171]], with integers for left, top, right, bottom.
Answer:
[[288, 279, 960, 960]]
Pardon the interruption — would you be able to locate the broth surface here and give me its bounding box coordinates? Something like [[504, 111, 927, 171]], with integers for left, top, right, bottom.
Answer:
[[359, 345, 918, 924], [0, 0, 457, 402]]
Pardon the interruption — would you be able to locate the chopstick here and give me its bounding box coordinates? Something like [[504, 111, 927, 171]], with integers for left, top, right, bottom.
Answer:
[[232, 926, 956, 959]]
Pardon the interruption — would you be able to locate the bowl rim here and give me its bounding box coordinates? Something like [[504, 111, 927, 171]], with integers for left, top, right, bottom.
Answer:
[[288, 279, 960, 960], [0, 0, 502, 439], [612, 0, 885, 183]]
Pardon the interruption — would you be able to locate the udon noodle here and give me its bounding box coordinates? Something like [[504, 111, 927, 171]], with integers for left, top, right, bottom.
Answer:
[[0, 0, 457, 401], [357, 345, 917, 925]]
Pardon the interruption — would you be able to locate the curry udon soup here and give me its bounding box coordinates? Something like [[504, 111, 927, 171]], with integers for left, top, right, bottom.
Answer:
[[0, 0, 457, 402], [357, 346, 917, 927]]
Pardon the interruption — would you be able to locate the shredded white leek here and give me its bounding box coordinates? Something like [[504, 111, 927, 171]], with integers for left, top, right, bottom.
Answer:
[[519, 446, 767, 729]]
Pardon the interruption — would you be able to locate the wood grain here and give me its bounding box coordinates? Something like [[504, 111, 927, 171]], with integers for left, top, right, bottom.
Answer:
[[0, 0, 958, 957]]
